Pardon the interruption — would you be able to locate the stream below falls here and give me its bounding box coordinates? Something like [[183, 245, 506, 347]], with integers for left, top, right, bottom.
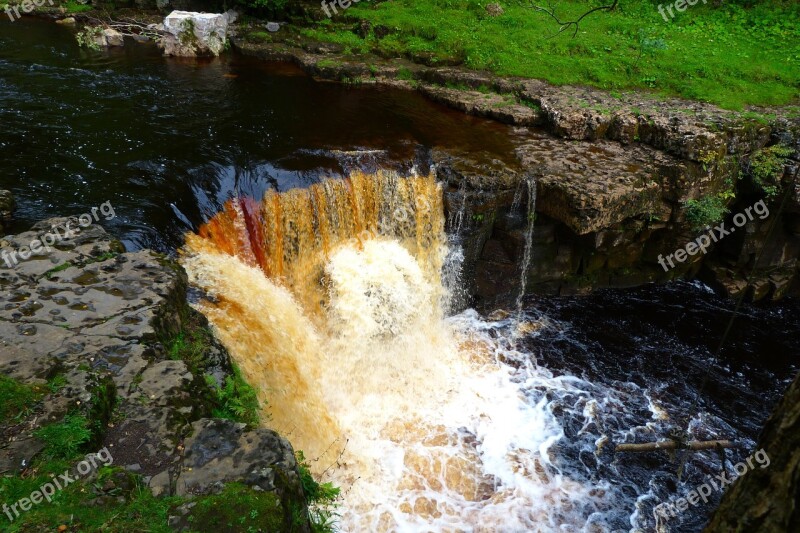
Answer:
[[1, 19, 797, 532]]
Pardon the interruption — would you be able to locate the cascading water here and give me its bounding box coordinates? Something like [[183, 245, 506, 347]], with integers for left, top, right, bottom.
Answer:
[[515, 176, 537, 315], [179, 170, 765, 532]]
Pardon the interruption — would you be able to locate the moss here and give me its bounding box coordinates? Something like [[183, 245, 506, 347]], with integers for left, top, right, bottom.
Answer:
[[247, 31, 272, 43], [0, 375, 45, 422], [181, 483, 286, 532]]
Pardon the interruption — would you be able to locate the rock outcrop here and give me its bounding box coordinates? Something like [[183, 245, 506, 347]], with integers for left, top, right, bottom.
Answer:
[[160, 11, 229, 57], [231, 27, 800, 305], [0, 218, 310, 530], [705, 373, 800, 532], [0, 190, 13, 236]]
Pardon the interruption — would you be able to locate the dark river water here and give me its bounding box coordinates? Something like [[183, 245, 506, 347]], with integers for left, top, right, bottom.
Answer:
[[0, 18, 515, 251], [1, 17, 797, 533]]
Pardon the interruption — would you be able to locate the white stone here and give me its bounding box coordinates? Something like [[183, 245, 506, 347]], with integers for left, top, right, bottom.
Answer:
[[161, 11, 229, 57], [266, 22, 280, 33]]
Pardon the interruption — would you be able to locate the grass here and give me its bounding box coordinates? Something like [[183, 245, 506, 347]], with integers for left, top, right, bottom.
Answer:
[[298, 0, 800, 109], [0, 375, 45, 422], [34, 414, 93, 459]]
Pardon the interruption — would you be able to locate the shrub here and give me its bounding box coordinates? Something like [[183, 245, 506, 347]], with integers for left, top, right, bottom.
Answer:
[[748, 144, 793, 199], [684, 195, 729, 230]]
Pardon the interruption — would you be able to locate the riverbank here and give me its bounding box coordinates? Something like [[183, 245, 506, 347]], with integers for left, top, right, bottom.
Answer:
[[9, 5, 800, 304]]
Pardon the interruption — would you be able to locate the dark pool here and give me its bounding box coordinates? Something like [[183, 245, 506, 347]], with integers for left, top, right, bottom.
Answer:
[[0, 18, 516, 252]]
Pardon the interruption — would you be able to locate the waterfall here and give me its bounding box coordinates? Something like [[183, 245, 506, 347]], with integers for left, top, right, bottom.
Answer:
[[515, 176, 537, 314], [180, 171, 604, 531]]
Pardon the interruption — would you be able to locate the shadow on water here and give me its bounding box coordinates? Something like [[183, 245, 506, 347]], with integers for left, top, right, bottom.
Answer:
[[0, 18, 516, 251], [518, 280, 798, 531]]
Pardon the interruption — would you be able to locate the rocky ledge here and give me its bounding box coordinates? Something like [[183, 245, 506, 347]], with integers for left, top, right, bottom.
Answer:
[[231, 26, 800, 307], [0, 218, 311, 531]]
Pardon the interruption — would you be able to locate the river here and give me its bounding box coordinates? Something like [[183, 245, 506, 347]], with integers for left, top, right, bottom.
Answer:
[[1, 18, 797, 532]]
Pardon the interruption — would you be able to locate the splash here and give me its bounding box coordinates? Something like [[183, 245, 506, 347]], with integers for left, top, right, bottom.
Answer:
[[182, 171, 606, 531]]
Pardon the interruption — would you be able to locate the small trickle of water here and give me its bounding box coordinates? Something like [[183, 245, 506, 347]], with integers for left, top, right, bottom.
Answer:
[[515, 176, 537, 314]]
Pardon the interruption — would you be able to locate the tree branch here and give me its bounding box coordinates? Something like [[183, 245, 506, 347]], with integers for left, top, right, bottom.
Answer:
[[526, 0, 620, 38]]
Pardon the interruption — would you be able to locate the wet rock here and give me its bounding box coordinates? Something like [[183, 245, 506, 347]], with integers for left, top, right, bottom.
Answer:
[[161, 11, 229, 57], [152, 418, 311, 531], [0, 189, 13, 235], [0, 218, 309, 526]]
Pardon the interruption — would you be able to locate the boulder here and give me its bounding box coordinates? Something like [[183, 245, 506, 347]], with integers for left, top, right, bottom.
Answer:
[[161, 11, 229, 57], [0, 189, 14, 236]]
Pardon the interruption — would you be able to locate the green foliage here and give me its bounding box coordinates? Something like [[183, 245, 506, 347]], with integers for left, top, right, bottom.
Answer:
[[0, 460, 180, 532], [748, 144, 793, 198], [34, 414, 92, 459], [246, 30, 272, 43], [296, 451, 340, 533], [684, 195, 729, 230], [184, 482, 285, 531], [167, 329, 214, 371], [76, 26, 103, 51], [204, 365, 261, 428], [0, 375, 44, 422], [297, 0, 800, 108], [64, 0, 93, 13]]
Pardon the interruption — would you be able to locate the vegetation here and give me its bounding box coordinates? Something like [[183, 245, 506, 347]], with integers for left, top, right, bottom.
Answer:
[[295, 0, 799, 109], [684, 194, 729, 230], [64, 0, 93, 13], [204, 365, 261, 428], [747, 144, 793, 198], [0, 375, 44, 421], [33, 414, 93, 459], [76, 25, 103, 51], [297, 451, 341, 533]]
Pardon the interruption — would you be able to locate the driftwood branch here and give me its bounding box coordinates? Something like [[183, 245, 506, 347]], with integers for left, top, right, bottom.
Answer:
[[83, 12, 168, 41], [615, 439, 736, 453], [526, 0, 620, 38]]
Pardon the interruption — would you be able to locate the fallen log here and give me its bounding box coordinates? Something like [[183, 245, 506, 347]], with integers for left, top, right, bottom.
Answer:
[[615, 440, 736, 453]]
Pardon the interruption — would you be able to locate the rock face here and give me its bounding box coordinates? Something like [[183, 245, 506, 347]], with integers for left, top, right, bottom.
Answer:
[[93, 28, 125, 48], [232, 29, 800, 305], [161, 11, 229, 57], [705, 373, 800, 531], [0, 218, 310, 529], [0, 189, 13, 236]]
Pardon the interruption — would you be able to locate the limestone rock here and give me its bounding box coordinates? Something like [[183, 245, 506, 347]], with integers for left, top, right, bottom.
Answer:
[[161, 11, 229, 57]]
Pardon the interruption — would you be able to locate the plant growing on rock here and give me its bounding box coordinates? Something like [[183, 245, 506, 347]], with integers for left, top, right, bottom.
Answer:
[[296, 451, 341, 533], [684, 195, 729, 231], [76, 26, 103, 51], [747, 144, 793, 199]]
